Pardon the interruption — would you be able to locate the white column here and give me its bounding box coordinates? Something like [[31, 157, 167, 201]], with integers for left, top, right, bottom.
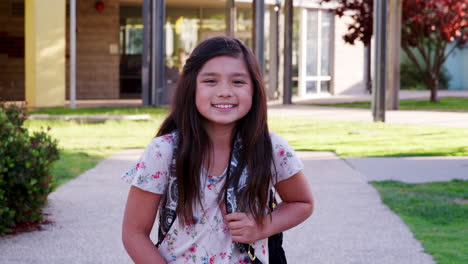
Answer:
[[70, 0, 76, 108]]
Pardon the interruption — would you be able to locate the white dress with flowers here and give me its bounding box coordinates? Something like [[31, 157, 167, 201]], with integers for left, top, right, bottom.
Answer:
[[121, 132, 304, 264]]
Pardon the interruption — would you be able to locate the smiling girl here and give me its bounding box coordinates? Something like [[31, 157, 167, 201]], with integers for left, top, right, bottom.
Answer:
[[121, 36, 313, 264]]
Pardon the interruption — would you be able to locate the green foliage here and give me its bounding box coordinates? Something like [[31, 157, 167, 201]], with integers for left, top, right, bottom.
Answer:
[[400, 58, 452, 90], [0, 103, 60, 235]]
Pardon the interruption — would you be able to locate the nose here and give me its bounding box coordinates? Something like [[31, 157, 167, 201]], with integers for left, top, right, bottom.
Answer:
[[216, 81, 233, 97]]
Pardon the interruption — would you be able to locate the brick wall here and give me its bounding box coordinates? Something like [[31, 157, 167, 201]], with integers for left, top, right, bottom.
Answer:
[[0, 0, 25, 101], [0, 0, 121, 101], [67, 0, 120, 99]]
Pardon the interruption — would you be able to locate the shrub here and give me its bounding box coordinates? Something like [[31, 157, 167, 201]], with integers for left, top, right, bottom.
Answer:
[[400, 58, 452, 90], [0, 103, 60, 235]]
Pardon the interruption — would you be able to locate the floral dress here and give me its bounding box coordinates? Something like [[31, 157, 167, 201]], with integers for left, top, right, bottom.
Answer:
[[121, 132, 304, 264]]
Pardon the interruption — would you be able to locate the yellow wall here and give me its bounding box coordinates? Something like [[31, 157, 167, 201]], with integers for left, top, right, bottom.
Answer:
[[25, 0, 65, 108]]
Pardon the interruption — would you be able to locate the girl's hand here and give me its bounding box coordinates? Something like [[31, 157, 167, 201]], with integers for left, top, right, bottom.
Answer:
[[220, 203, 264, 244]]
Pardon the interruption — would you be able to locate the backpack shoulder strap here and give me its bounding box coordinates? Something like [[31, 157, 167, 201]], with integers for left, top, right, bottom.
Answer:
[[156, 131, 179, 248]]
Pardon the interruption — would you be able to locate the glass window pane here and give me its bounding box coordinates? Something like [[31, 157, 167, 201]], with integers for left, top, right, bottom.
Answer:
[[166, 8, 199, 72], [306, 10, 318, 76], [306, 81, 317, 93], [320, 81, 330, 93], [292, 7, 301, 79], [236, 7, 253, 48], [293, 80, 299, 96], [321, 11, 332, 76], [200, 8, 225, 41]]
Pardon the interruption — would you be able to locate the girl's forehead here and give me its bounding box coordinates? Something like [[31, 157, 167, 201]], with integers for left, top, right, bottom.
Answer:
[[198, 55, 249, 74]]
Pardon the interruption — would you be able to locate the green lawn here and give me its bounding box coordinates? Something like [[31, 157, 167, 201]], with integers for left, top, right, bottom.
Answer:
[[311, 97, 468, 112], [25, 113, 468, 187], [371, 180, 468, 264], [28, 106, 168, 117]]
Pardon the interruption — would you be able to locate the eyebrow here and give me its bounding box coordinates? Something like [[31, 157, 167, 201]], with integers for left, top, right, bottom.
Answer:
[[199, 72, 250, 78]]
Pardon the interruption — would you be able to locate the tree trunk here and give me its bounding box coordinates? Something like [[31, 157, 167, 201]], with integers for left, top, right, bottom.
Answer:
[[429, 72, 439, 102]]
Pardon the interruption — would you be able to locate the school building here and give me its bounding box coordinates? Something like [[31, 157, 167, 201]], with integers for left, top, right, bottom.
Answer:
[[0, 0, 466, 108]]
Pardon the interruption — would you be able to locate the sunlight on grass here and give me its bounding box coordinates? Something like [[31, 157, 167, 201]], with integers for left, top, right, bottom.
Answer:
[[371, 180, 468, 264], [269, 117, 468, 157], [28, 106, 169, 117], [25, 116, 468, 189]]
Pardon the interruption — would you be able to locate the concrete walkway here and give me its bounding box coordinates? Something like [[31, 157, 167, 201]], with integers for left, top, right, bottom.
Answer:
[[346, 156, 468, 183], [291, 89, 468, 105], [0, 150, 437, 264]]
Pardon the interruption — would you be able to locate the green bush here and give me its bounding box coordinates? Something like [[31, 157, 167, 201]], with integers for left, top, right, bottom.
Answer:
[[400, 59, 451, 90], [0, 103, 60, 235]]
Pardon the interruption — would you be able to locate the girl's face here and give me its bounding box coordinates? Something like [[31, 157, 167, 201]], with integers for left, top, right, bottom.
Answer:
[[195, 55, 253, 131]]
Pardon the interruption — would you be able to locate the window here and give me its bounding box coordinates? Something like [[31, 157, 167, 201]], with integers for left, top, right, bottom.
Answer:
[[298, 9, 334, 95], [120, 18, 143, 55]]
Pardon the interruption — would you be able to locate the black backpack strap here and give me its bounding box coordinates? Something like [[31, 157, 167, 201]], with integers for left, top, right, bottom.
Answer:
[[240, 190, 278, 264], [155, 131, 179, 248]]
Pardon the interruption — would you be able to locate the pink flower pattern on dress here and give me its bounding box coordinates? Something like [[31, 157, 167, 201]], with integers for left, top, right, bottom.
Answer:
[[278, 148, 285, 157], [135, 162, 146, 171], [220, 252, 227, 259], [162, 134, 173, 142], [155, 151, 162, 159], [152, 171, 162, 179]]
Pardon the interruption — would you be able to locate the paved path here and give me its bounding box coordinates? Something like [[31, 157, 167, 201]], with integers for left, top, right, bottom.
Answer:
[[346, 156, 468, 183], [290, 89, 468, 105], [0, 150, 436, 264], [284, 152, 434, 264]]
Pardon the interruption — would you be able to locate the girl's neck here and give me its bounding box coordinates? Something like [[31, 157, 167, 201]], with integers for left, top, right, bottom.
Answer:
[[204, 123, 235, 151], [203, 124, 234, 176]]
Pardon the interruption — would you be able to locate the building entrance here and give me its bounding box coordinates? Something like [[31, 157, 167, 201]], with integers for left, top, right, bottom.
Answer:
[[120, 5, 143, 98]]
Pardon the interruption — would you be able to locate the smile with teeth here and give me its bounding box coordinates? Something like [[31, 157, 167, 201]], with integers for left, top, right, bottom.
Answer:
[[212, 104, 236, 109]]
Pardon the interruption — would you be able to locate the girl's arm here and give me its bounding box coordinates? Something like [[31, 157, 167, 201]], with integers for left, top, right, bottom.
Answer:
[[225, 171, 314, 244], [122, 186, 166, 264]]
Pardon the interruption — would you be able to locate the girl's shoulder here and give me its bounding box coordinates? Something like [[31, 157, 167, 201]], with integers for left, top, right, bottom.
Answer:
[[141, 133, 176, 160], [268, 131, 304, 183], [121, 132, 177, 194], [150, 132, 177, 150]]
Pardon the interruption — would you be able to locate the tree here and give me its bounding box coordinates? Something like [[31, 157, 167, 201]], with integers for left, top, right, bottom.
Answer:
[[321, 0, 373, 46], [321, 0, 468, 102], [402, 0, 468, 102]]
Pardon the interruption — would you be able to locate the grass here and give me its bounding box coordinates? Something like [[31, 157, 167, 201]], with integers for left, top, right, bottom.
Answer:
[[25, 113, 468, 187], [28, 106, 168, 117], [269, 117, 468, 157], [26, 117, 168, 189], [311, 97, 468, 112], [371, 180, 468, 264]]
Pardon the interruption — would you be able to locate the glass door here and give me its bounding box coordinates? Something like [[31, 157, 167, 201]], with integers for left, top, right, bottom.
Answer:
[[120, 6, 143, 98], [298, 8, 334, 96]]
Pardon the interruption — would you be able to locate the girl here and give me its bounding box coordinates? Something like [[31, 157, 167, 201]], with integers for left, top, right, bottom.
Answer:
[[122, 36, 313, 264]]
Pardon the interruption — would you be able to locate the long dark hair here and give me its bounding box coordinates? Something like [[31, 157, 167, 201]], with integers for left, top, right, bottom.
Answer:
[[157, 36, 273, 225]]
